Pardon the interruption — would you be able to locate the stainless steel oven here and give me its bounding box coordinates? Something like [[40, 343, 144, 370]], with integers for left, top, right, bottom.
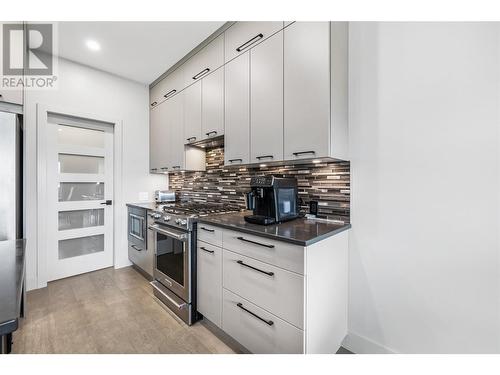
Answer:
[[149, 221, 197, 324]]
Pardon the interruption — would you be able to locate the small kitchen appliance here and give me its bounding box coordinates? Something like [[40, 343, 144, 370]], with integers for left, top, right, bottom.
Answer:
[[155, 190, 176, 203], [244, 176, 299, 225]]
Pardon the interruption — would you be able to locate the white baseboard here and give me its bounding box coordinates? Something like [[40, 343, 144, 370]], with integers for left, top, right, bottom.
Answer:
[[342, 331, 397, 354]]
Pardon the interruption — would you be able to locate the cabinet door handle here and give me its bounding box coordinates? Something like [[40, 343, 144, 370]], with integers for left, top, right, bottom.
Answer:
[[255, 155, 274, 160], [236, 236, 275, 248], [228, 158, 243, 163], [200, 227, 215, 232], [200, 246, 215, 254], [151, 168, 158, 171], [160, 167, 168, 170], [163, 89, 177, 99], [205, 130, 217, 137], [236, 33, 264, 52], [236, 260, 274, 276], [131, 244, 143, 252], [150, 101, 158, 107], [292, 150, 316, 156], [236, 302, 274, 326], [193, 68, 210, 80], [186, 136, 197, 142]]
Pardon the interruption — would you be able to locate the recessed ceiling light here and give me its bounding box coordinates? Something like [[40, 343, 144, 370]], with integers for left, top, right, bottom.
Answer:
[[85, 39, 101, 51]]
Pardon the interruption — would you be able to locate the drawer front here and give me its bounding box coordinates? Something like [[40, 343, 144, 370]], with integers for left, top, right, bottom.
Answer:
[[184, 34, 224, 87], [128, 243, 153, 277], [224, 21, 284, 63], [198, 224, 223, 247], [197, 241, 222, 327], [222, 289, 303, 354], [222, 229, 304, 274], [223, 249, 304, 329]]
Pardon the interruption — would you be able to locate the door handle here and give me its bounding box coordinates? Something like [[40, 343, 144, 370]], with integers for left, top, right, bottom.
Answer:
[[236, 33, 264, 52], [236, 260, 274, 276], [205, 130, 217, 137], [200, 246, 215, 254], [163, 89, 177, 99], [131, 244, 143, 252], [236, 302, 274, 326], [292, 150, 316, 157], [192, 68, 210, 80], [236, 236, 275, 248], [100, 200, 112, 206], [255, 155, 274, 160]]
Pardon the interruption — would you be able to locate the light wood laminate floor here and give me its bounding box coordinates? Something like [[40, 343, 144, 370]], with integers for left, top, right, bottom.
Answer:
[[12, 266, 235, 354]]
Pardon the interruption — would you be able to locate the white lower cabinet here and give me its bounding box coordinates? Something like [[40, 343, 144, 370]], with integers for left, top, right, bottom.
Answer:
[[197, 241, 222, 327], [223, 249, 304, 329], [222, 289, 304, 354]]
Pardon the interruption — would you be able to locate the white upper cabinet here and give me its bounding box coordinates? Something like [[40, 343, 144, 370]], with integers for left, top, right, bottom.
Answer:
[[224, 52, 250, 166], [150, 67, 184, 108], [184, 80, 202, 144], [284, 22, 331, 161], [166, 92, 185, 171], [250, 31, 284, 164], [202, 68, 224, 139], [224, 22, 284, 63], [183, 34, 224, 88], [149, 101, 170, 173]]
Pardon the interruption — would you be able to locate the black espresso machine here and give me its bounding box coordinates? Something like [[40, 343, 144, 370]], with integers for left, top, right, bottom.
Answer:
[[244, 176, 299, 225]]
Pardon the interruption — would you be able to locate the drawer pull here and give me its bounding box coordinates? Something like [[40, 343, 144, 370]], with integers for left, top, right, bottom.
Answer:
[[236, 33, 264, 52], [228, 158, 243, 163], [292, 150, 316, 156], [237, 302, 274, 326], [172, 166, 181, 169], [131, 244, 143, 252], [200, 246, 215, 254], [256, 155, 274, 160], [236, 260, 274, 276], [193, 68, 210, 80], [163, 89, 177, 99], [205, 130, 217, 137], [151, 168, 158, 171], [236, 236, 275, 249], [150, 101, 158, 107], [200, 227, 215, 232]]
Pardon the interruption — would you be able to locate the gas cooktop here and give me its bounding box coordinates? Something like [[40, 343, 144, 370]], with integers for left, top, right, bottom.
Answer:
[[149, 201, 243, 230]]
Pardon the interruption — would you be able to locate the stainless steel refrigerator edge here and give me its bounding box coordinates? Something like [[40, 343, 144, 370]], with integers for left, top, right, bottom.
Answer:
[[0, 111, 23, 241]]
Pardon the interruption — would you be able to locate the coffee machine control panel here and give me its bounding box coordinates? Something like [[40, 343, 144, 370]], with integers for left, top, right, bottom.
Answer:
[[250, 176, 274, 187]]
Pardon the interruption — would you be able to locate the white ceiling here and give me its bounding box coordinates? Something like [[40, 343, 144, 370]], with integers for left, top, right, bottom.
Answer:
[[56, 22, 225, 84]]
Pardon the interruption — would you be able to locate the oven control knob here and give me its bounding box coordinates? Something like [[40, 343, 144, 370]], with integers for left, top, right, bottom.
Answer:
[[175, 218, 181, 224], [163, 216, 171, 222], [153, 214, 161, 219], [180, 220, 187, 226]]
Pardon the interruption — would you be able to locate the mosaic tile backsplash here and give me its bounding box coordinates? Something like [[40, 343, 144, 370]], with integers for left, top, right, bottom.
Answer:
[[169, 147, 350, 223]]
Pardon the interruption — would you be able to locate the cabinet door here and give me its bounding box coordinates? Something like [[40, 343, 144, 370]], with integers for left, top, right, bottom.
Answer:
[[166, 92, 185, 171], [284, 22, 330, 161], [150, 103, 170, 173], [197, 241, 222, 327], [202, 68, 224, 138], [225, 22, 284, 63], [250, 31, 283, 164], [184, 80, 202, 144], [224, 52, 250, 166], [184, 34, 224, 87]]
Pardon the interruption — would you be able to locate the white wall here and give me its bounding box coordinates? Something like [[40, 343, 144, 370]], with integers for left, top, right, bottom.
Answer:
[[25, 58, 167, 290], [346, 23, 500, 353]]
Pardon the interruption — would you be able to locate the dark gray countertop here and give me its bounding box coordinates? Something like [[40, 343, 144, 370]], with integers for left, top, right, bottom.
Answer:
[[0, 239, 25, 336], [198, 211, 351, 246], [126, 202, 158, 211]]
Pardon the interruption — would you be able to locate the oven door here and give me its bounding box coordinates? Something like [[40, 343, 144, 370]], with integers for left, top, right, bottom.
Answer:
[[128, 210, 146, 246], [149, 223, 191, 302]]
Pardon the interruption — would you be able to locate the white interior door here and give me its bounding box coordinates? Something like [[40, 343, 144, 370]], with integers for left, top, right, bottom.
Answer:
[[46, 120, 114, 281]]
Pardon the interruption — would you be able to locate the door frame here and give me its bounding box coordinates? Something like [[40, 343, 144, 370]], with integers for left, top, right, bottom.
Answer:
[[36, 104, 123, 289]]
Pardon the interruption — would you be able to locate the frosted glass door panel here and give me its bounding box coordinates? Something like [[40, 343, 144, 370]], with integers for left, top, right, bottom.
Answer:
[[58, 234, 104, 259], [57, 126, 105, 148], [58, 209, 104, 230], [58, 182, 104, 201], [58, 154, 104, 174]]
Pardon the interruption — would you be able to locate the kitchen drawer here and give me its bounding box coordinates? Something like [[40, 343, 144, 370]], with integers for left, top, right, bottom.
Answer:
[[222, 229, 304, 275], [183, 34, 224, 87], [198, 223, 223, 247], [0, 89, 23, 105], [223, 249, 304, 329], [224, 21, 284, 63], [222, 289, 303, 354], [197, 241, 222, 327], [128, 243, 153, 277]]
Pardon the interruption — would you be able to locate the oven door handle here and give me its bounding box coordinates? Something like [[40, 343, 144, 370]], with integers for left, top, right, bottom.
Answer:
[[148, 225, 188, 241]]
